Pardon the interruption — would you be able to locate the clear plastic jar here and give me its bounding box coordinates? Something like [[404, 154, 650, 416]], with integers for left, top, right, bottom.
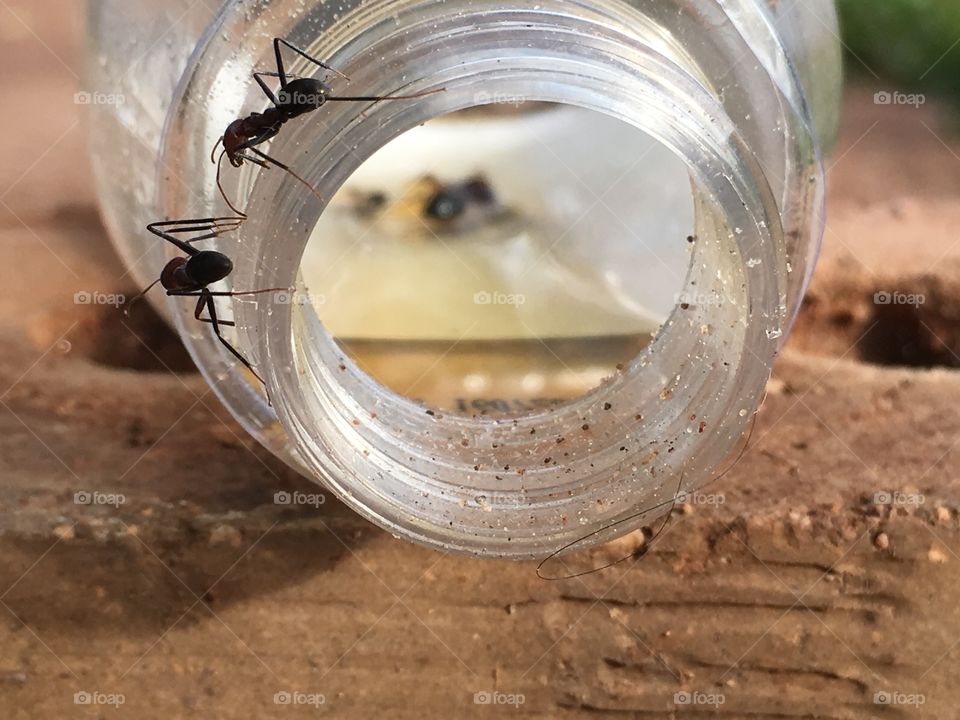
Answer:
[[86, 0, 841, 558]]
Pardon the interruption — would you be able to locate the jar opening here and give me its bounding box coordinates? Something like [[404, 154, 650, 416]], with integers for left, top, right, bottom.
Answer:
[[237, 34, 783, 557], [299, 103, 694, 418]]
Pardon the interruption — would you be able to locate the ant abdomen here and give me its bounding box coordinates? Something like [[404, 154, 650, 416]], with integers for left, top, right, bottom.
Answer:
[[185, 251, 234, 286]]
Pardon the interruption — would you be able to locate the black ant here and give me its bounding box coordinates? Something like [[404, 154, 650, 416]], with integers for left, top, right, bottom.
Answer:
[[212, 37, 444, 214], [423, 174, 497, 222], [124, 216, 289, 385]]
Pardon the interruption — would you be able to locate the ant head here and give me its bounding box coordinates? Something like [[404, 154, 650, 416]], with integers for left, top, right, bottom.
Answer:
[[184, 250, 234, 287], [223, 120, 246, 167], [160, 257, 190, 291]]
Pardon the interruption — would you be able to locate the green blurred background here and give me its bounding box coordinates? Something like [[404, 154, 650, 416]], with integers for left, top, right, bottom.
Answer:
[[839, 0, 960, 100]]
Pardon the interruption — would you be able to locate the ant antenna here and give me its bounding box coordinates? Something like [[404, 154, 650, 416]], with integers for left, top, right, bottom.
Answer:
[[123, 278, 161, 316], [214, 146, 325, 215], [210, 136, 224, 165], [536, 403, 764, 580], [216, 149, 247, 216], [537, 471, 686, 581]]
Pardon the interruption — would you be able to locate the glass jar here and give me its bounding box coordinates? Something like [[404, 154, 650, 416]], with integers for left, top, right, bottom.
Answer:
[[85, 0, 841, 558]]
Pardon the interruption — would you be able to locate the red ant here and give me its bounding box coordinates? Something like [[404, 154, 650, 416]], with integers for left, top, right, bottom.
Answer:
[[125, 216, 288, 385], [212, 37, 444, 213]]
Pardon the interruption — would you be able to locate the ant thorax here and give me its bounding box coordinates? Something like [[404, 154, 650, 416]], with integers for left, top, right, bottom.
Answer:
[[277, 78, 330, 114]]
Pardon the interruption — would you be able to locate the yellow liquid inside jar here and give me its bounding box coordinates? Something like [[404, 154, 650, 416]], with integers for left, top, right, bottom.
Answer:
[[302, 105, 686, 414]]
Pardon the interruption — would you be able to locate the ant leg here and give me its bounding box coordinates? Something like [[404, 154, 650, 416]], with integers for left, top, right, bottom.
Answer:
[[217, 125, 323, 211], [254, 71, 304, 81], [197, 317, 236, 327], [149, 216, 245, 237], [274, 37, 349, 84], [194, 290, 265, 385], [233, 125, 281, 156], [236, 154, 271, 168], [146, 217, 244, 255], [253, 72, 280, 105], [147, 218, 239, 255], [169, 287, 291, 299], [243, 147, 325, 204], [148, 216, 246, 229], [246, 146, 291, 170], [179, 228, 241, 244], [192, 295, 235, 327], [323, 87, 446, 103]]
